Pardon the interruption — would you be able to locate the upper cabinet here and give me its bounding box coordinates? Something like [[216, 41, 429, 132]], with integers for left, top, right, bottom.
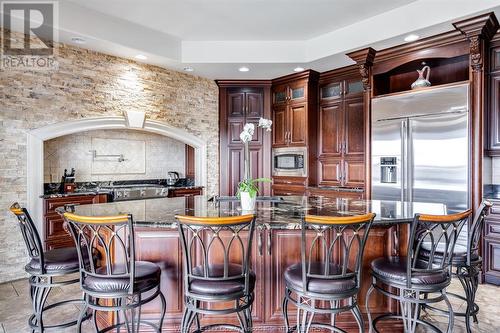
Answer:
[[317, 69, 365, 187], [217, 83, 272, 196], [486, 42, 500, 156], [271, 70, 319, 148]]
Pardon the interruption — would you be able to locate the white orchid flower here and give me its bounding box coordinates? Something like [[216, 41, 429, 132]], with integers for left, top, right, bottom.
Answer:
[[240, 131, 252, 143], [258, 118, 272, 131], [243, 123, 255, 136]]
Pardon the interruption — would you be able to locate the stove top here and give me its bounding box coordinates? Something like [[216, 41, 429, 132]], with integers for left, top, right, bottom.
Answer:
[[108, 184, 169, 201]]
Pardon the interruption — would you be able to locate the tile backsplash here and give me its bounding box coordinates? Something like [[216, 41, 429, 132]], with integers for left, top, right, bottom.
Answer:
[[44, 129, 186, 182]]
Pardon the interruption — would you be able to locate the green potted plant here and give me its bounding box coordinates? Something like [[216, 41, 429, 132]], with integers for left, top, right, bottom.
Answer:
[[237, 178, 271, 211], [239, 118, 272, 210]]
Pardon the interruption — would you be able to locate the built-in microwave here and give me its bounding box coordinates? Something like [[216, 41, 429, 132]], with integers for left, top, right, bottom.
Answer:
[[272, 147, 308, 177]]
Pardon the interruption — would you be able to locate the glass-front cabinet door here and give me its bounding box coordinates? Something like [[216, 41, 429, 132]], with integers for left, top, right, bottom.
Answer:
[[273, 84, 288, 105], [288, 80, 306, 104], [345, 78, 364, 97], [320, 81, 343, 101]]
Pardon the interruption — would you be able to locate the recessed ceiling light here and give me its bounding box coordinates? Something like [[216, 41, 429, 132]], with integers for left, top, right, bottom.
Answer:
[[294, 67, 305, 72], [404, 34, 420, 42], [135, 54, 147, 60], [238, 66, 250, 72], [71, 37, 86, 44], [183, 66, 194, 72]]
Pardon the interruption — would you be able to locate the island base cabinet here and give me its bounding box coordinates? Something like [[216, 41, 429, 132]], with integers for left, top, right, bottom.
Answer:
[[97, 224, 408, 332], [135, 228, 184, 325]]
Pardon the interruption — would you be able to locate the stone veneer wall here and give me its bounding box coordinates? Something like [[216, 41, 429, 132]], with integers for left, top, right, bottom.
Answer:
[[0, 29, 219, 282]]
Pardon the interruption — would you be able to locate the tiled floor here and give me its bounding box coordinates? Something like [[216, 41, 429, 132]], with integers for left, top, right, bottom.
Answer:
[[0, 276, 499, 332]]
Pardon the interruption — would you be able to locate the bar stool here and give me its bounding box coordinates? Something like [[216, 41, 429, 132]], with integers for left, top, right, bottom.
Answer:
[[62, 211, 166, 332], [9, 203, 87, 332], [175, 214, 256, 333], [420, 200, 492, 333], [282, 213, 375, 333], [365, 209, 472, 333]]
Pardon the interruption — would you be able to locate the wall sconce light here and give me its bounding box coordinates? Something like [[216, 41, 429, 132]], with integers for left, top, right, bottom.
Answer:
[[124, 110, 146, 128]]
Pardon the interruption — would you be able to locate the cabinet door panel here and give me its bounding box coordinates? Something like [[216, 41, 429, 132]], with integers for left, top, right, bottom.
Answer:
[[264, 230, 319, 323], [273, 84, 288, 105], [289, 104, 307, 145], [484, 237, 500, 285], [319, 102, 343, 156], [318, 158, 342, 186], [345, 78, 364, 98], [344, 97, 365, 158], [272, 106, 287, 147], [343, 159, 365, 187], [228, 148, 244, 196], [134, 229, 184, 322], [228, 119, 244, 144], [320, 81, 343, 101], [288, 80, 307, 104], [492, 47, 500, 72], [228, 91, 245, 117], [246, 91, 264, 118], [487, 75, 500, 154]]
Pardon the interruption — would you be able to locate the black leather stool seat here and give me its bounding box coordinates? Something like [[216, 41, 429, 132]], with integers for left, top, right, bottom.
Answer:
[[190, 263, 256, 296], [83, 261, 161, 294], [284, 262, 357, 294], [371, 257, 449, 286], [419, 244, 480, 265], [26, 247, 80, 274]]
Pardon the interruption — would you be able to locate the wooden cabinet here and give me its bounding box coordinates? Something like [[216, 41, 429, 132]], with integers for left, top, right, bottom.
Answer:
[[308, 187, 364, 200], [318, 68, 365, 188], [486, 43, 500, 156], [43, 194, 107, 250], [167, 187, 203, 198], [217, 83, 272, 196], [271, 71, 319, 148], [272, 176, 307, 196], [484, 199, 500, 285]]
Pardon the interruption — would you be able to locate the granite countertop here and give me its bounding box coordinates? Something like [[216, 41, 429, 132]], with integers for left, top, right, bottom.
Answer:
[[69, 195, 447, 230], [40, 178, 202, 199], [483, 184, 500, 200]]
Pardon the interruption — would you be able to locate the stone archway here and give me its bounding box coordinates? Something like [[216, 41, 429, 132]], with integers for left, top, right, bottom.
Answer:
[[27, 116, 207, 235]]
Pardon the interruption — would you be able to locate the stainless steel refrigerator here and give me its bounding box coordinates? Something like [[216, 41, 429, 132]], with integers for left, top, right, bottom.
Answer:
[[371, 83, 469, 213]]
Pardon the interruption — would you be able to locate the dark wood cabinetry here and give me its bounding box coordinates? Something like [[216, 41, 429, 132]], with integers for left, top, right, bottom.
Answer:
[[485, 41, 500, 156], [271, 176, 307, 196], [484, 199, 500, 285], [167, 187, 203, 198], [43, 194, 107, 250], [271, 70, 319, 148], [217, 82, 272, 196], [318, 67, 365, 188]]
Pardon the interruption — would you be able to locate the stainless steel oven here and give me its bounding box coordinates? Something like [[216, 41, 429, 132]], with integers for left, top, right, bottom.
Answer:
[[272, 147, 307, 177]]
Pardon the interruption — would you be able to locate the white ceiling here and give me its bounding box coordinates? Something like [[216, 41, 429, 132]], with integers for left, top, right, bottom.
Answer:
[[3, 0, 500, 79], [66, 0, 417, 41]]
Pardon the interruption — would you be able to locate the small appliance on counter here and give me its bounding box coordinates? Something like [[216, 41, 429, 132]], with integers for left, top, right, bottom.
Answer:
[[60, 168, 76, 193], [166, 171, 180, 186]]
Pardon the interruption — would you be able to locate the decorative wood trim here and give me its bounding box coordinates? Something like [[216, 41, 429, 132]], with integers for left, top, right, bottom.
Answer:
[[319, 64, 359, 83], [215, 79, 272, 87], [271, 69, 320, 85], [346, 47, 376, 199], [453, 12, 499, 222]]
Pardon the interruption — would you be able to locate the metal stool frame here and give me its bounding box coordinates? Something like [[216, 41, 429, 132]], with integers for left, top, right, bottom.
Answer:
[[176, 214, 256, 333], [10, 203, 87, 333], [423, 200, 492, 333], [282, 213, 375, 333], [366, 209, 472, 333], [63, 210, 166, 333]]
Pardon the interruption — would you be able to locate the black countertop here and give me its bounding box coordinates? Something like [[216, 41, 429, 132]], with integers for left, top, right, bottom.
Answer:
[[69, 195, 447, 230]]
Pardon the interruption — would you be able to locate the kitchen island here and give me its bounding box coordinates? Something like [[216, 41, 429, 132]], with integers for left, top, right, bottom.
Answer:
[[71, 195, 446, 332]]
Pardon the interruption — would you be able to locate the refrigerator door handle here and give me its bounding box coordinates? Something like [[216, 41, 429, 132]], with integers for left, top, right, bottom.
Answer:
[[400, 120, 407, 202], [407, 121, 413, 203]]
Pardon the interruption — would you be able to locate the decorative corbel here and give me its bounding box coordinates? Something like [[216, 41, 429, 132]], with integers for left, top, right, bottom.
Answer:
[[453, 12, 499, 72], [346, 47, 376, 91]]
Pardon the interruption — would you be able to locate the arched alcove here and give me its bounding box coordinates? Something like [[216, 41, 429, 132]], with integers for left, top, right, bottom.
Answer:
[[27, 116, 207, 235]]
